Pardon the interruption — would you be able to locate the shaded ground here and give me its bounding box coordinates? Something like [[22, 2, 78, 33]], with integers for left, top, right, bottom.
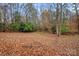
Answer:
[[0, 32, 79, 56]]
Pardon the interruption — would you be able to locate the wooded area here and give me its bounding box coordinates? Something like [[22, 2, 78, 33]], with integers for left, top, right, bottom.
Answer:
[[0, 3, 79, 56], [0, 3, 79, 36]]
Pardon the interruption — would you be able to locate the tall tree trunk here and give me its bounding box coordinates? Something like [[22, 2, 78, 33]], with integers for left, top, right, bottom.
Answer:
[[56, 3, 61, 36], [74, 3, 79, 33]]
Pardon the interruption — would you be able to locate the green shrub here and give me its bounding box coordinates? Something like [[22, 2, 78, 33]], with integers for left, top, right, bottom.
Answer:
[[19, 23, 35, 32], [19, 23, 25, 32], [10, 23, 20, 32], [0, 23, 5, 32], [61, 23, 69, 34], [0, 22, 36, 32], [51, 23, 69, 34], [24, 23, 35, 32]]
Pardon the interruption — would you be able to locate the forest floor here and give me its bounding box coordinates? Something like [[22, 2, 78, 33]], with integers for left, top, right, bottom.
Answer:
[[0, 32, 79, 56]]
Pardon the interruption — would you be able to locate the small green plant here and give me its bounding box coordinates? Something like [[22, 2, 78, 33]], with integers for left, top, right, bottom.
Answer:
[[51, 23, 69, 34], [61, 23, 69, 34], [19, 23, 25, 32], [0, 23, 5, 32], [10, 23, 20, 32], [19, 22, 35, 32]]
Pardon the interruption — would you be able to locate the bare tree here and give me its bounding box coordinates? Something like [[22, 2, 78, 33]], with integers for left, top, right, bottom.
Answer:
[[56, 3, 61, 36], [74, 3, 79, 33]]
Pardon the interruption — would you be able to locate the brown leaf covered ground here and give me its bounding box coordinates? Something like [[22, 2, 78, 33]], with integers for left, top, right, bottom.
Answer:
[[0, 32, 79, 56]]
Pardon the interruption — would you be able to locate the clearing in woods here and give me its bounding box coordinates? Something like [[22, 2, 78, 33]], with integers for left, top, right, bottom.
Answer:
[[0, 32, 79, 56]]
